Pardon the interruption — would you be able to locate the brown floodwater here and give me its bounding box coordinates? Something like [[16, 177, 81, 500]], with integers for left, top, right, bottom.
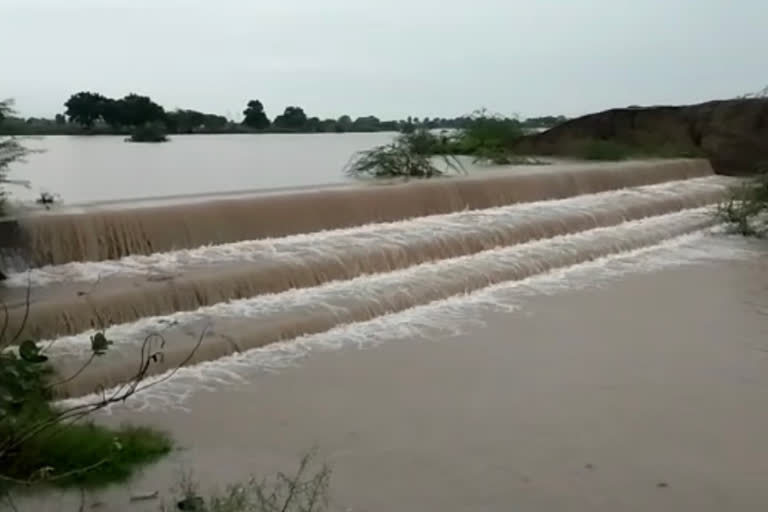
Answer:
[[2, 175, 731, 342], [14, 251, 768, 512], [11, 133, 397, 204]]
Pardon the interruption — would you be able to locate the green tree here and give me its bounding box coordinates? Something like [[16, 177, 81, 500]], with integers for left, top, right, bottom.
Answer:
[[336, 115, 353, 132], [242, 100, 270, 129], [305, 116, 323, 132], [201, 113, 228, 130], [320, 119, 338, 132], [117, 93, 165, 127], [379, 120, 399, 131], [64, 91, 108, 128], [165, 109, 202, 133], [351, 115, 381, 132], [54, 114, 66, 125], [100, 99, 124, 129], [274, 106, 308, 130]]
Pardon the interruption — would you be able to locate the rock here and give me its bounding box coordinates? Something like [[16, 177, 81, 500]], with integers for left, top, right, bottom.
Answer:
[[513, 98, 768, 175]]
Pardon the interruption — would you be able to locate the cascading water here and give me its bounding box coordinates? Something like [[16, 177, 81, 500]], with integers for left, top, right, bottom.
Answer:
[[0, 159, 742, 400]]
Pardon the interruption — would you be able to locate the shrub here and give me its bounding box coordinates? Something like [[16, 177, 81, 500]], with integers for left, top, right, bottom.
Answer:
[[716, 163, 768, 236], [172, 450, 331, 512], [459, 109, 524, 153], [128, 122, 169, 143], [345, 128, 464, 179], [0, 318, 204, 494], [0, 332, 173, 492]]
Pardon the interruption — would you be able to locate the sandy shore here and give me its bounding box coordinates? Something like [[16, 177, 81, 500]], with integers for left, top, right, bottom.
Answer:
[[12, 256, 768, 511]]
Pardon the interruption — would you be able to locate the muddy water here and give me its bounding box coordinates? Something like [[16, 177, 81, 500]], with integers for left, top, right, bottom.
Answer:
[[17, 245, 768, 512], [41, 209, 728, 396], [13, 159, 711, 267], [1, 176, 733, 340], [5, 158, 767, 510], [12, 133, 397, 204]]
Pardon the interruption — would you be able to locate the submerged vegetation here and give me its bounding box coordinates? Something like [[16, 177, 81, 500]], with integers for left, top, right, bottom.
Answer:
[[128, 122, 169, 143], [446, 109, 525, 156], [346, 110, 548, 178], [345, 128, 464, 178], [172, 450, 331, 512], [717, 163, 768, 237]]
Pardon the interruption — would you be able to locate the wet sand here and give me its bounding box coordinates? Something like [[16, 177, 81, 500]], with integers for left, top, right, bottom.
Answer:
[[13, 257, 768, 511]]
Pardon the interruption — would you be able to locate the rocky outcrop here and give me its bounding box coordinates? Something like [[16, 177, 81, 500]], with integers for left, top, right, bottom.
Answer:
[[514, 98, 768, 175]]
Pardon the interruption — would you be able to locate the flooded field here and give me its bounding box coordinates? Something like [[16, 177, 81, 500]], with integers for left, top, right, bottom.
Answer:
[[3, 158, 766, 511], [9, 133, 395, 204], [15, 245, 768, 511]]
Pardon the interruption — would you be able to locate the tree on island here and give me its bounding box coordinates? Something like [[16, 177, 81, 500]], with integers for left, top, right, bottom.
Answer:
[[65, 92, 165, 129], [273, 106, 308, 131], [116, 93, 165, 127], [64, 91, 109, 128], [242, 99, 271, 129]]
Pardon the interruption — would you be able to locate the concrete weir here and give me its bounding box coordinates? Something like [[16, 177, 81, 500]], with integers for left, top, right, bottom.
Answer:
[[7, 159, 712, 268]]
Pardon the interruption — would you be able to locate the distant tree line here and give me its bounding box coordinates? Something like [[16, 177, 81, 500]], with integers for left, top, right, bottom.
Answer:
[[0, 91, 568, 136]]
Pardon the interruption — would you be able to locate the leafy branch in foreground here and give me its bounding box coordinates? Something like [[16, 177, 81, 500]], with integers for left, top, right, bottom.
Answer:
[[0, 285, 206, 494], [716, 163, 768, 237], [345, 128, 465, 179]]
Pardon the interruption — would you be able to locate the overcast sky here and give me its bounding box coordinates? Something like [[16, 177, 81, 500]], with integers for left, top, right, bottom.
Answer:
[[2, 0, 766, 120]]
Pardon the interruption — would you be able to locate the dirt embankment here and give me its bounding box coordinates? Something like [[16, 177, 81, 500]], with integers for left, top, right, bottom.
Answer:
[[514, 98, 768, 175]]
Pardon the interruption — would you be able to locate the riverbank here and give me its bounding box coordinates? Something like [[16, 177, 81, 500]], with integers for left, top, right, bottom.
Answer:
[[513, 98, 768, 175]]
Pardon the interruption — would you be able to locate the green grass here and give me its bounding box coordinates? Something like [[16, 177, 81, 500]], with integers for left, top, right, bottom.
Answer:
[[2, 404, 171, 489], [1, 354, 171, 491]]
